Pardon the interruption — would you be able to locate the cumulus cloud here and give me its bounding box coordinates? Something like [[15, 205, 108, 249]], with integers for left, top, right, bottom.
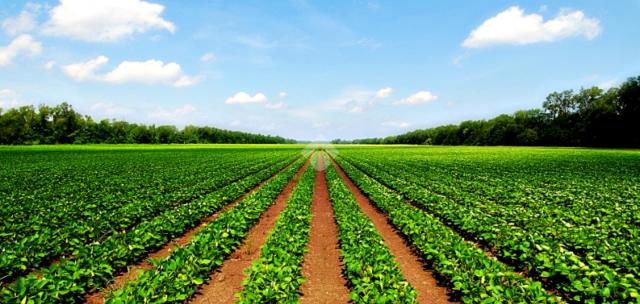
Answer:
[[381, 121, 411, 128], [43, 0, 175, 42], [375, 87, 393, 98], [103, 60, 200, 87], [2, 9, 38, 36], [0, 34, 42, 67], [225, 92, 268, 105], [394, 91, 438, 105], [200, 52, 215, 62], [278, 91, 288, 98], [62, 56, 201, 87], [62, 55, 109, 81], [463, 6, 601, 48]]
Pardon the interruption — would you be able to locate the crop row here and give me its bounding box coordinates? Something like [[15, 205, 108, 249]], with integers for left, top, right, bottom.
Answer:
[[1, 155, 303, 303], [1, 150, 271, 242], [333, 156, 560, 303], [339, 154, 640, 303], [237, 154, 318, 303], [105, 154, 310, 303], [325, 158, 417, 303], [386, 156, 640, 278], [0, 154, 293, 284]]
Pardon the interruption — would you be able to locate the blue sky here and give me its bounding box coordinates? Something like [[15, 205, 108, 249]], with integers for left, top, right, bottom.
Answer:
[[0, 0, 639, 140]]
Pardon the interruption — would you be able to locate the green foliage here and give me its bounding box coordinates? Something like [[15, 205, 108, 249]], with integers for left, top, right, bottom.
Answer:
[[340, 75, 640, 147], [0, 148, 297, 285], [237, 155, 317, 303], [0, 103, 295, 145], [325, 158, 418, 303], [0, 152, 304, 303], [335, 155, 560, 303], [337, 146, 640, 303], [105, 155, 309, 303]]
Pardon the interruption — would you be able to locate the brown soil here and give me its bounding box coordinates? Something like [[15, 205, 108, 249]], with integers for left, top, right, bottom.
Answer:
[[188, 159, 311, 304], [84, 158, 302, 304], [330, 158, 454, 304], [299, 156, 351, 304]]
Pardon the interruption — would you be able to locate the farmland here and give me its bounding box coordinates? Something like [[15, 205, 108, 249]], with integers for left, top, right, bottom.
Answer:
[[0, 145, 639, 303]]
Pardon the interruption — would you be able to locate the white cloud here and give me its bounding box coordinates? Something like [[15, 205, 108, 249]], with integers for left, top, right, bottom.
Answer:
[[381, 121, 411, 128], [2, 9, 38, 36], [278, 91, 288, 98], [265, 102, 285, 109], [375, 87, 393, 98], [0, 34, 42, 67], [43, 0, 175, 42], [394, 91, 438, 105], [463, 6, 601, 48], [63, 56, 201, 87], [44, 60, 56, 70], [172, 75, 202, 88], [62, 55, 109, 81], [225, 92, 268, 105], [104, 60, 200, 87], [200, 52, 215, 62], [322, 88, 380, 113], [149, 104, 196, 118]]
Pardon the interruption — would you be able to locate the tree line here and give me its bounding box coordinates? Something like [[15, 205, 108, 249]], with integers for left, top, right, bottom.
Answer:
[[334, 75, 640, 147], [0, 103, 294, 144]]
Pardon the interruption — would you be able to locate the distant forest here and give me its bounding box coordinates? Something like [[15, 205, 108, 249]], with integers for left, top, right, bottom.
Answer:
[[0, 103, 294, 145], [335, 75, 640, 148]]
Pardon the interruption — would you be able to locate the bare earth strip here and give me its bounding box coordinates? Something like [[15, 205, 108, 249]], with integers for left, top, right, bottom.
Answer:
[[84, 158, 302, 304], [299, 156, 351, 304], [188, 158, 312, 304], [330, 157, 454, 304]]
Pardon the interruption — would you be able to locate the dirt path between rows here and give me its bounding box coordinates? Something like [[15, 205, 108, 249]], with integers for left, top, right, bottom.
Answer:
[[330, 157, 454, 304], [188, 158, 311, 304], [84, 158, 302, 304], [299, 155, 351, 304]]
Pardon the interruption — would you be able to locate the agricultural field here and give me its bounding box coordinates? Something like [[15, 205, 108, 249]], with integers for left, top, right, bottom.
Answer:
[[0, 145, 639, 303]]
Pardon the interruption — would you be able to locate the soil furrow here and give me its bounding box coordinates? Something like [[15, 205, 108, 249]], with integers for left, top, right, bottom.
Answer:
[[338, 157, 554, 288], [330, 157, 454, 304], [84, 157, 303, 304], [188, 157, 312, 304], [299, 155, 350, 304]]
